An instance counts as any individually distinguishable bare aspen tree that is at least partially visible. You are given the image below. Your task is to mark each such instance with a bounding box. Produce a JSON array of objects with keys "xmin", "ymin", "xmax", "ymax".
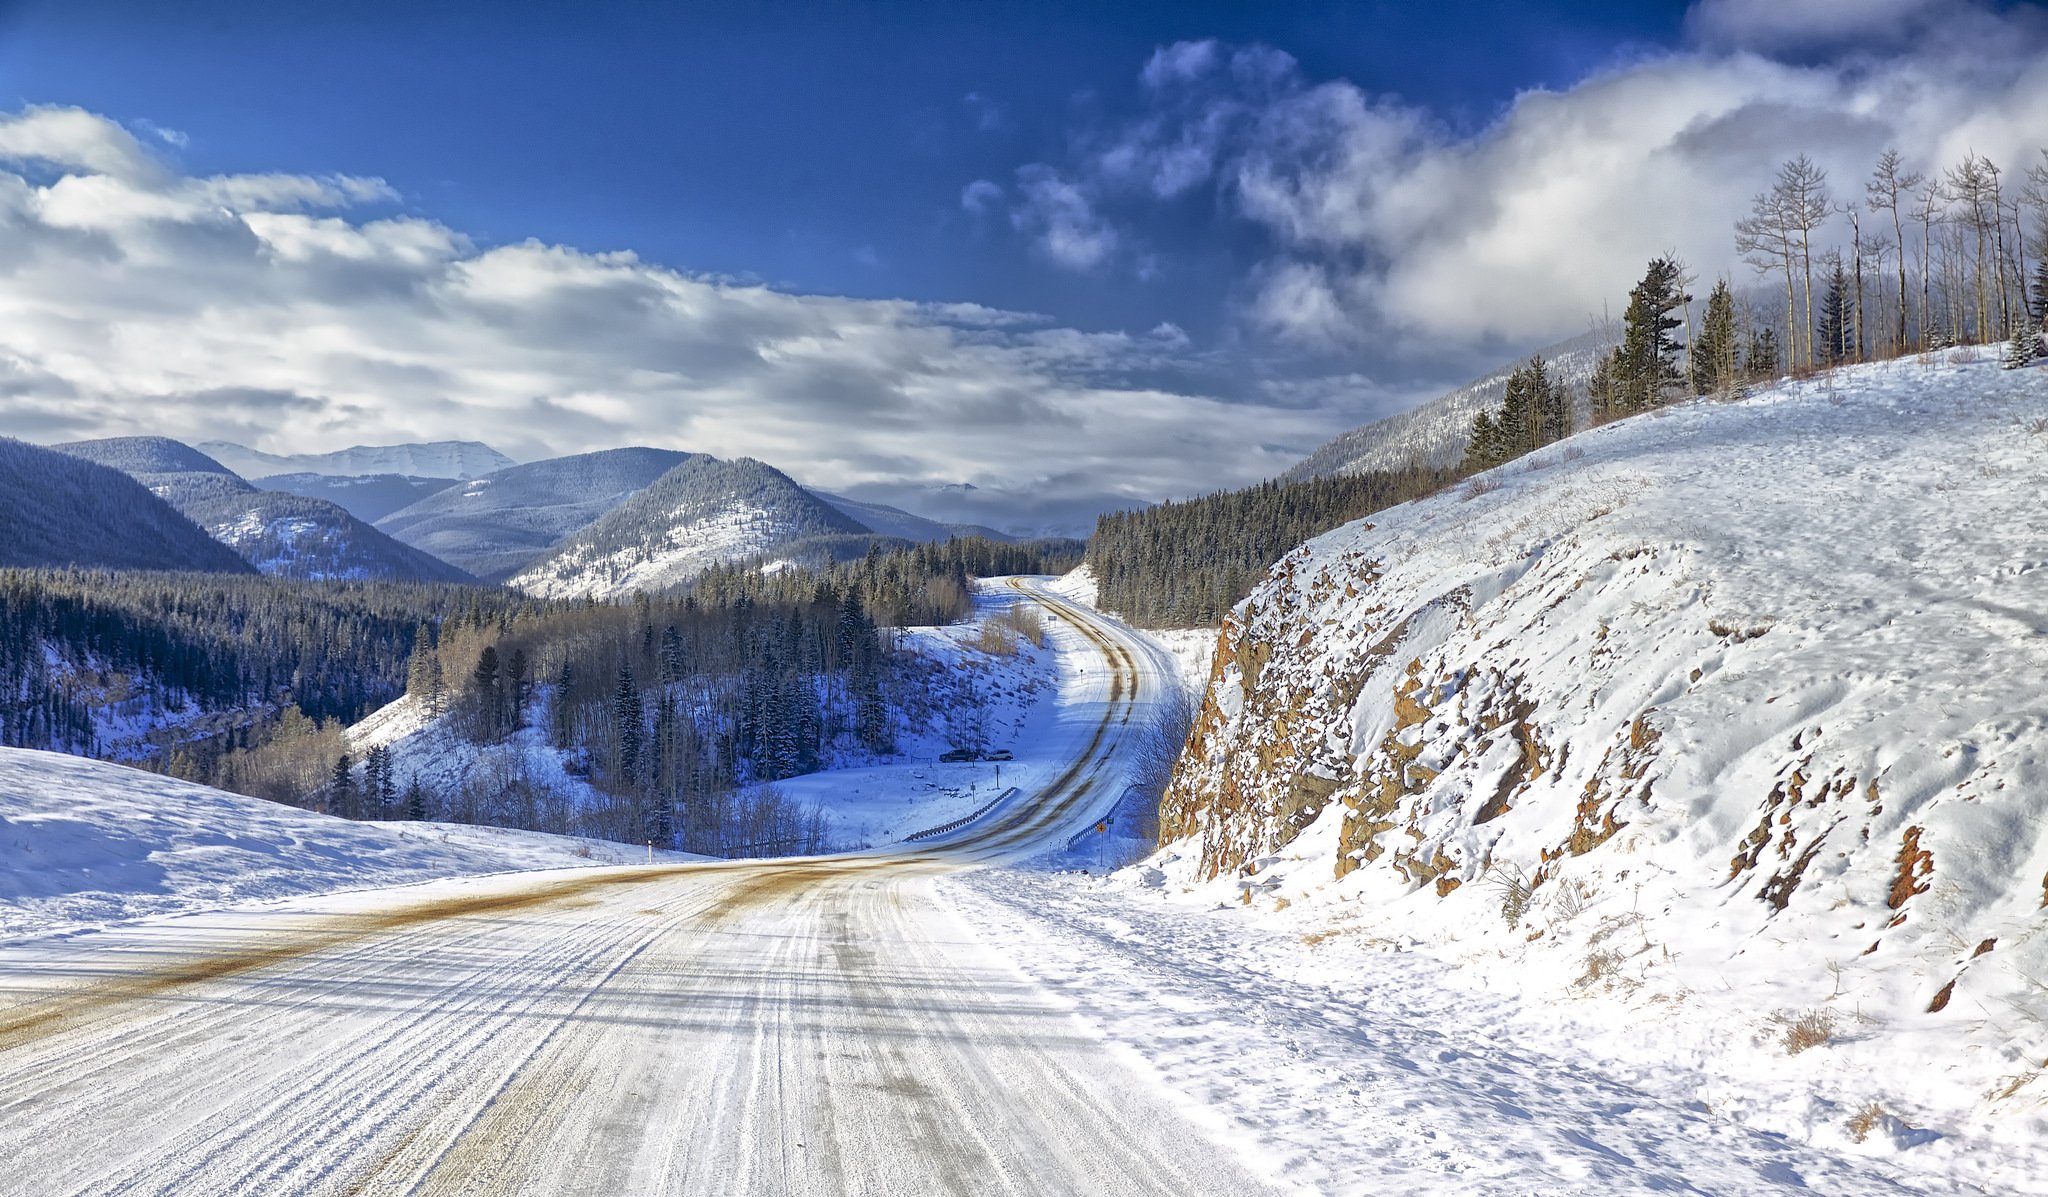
[
  {"xmin": 1912, "ymin": 181, "xmax": 1943, "ymax": 346},
  {"xmin": 1781, "ymin": 157, "xmax": 1831, "ymax": 367},
  {"xmin": 1944, "ymin": 154, "xmax": 1999, "ymax": 341},
  {"xmin": 1867, "ymin": 151, "xmax": 1924, "ymax": 354},
  {"xmin": 1842, "ymin": 202, "xmax": 1867, "ymax": 361},
  {"xmin": 1736, "ymin": 189, "xmax": 1798, "ymax": 367}
]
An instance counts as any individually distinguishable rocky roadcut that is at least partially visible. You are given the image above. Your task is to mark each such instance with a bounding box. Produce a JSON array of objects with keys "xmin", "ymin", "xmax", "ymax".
[{"xmin": 1155, "ymin": 356, "xmax": 2048, "ymax": 1186}]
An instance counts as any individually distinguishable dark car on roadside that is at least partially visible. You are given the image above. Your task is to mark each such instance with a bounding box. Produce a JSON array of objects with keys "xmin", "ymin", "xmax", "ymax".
[{"xmin": 939, "ymin": 748, "xmax": 978, "ymax": 763}]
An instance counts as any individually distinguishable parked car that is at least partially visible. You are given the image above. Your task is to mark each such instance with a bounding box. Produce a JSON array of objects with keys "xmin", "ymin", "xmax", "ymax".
[
  {"xmin": 986, "ymin": 749, "xmax": 1014, "ymax": 761},
  {"xmin": 939, "ymin": 748, "xmax": 978, "ymax": 763}
]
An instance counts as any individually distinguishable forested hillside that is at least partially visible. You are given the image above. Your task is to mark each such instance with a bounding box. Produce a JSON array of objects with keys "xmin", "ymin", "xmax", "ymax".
[
  {"xmin": 0, "ymin": 439, "xmax": 255, "ymax": 575},
  {"xmin": 1086, "ymin": 466, "xmax": 1455, "ymax": 627},
  {"xmin": 0, "ymin": 570, "xmax": 515, "ymax": 760},
  {"xmin": 53, "ymin": 437, "xmax": 475, "ymax": 583}
]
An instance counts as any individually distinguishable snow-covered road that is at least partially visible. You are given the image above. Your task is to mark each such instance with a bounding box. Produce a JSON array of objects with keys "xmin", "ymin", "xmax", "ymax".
[
  {"xmin": 0, "ymin": 578, "xmax": 1974, "ymax": 1195},
  {"xmin": 0, "ymin": 580, "xmax": 1278, "ymax": 1196}
]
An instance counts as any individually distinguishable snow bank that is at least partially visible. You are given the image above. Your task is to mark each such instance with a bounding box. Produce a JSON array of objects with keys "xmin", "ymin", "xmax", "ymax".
[
  {"xmin": 0, "ymin": 747, "xmax": 684, "ymax": 943},
  {"xmin": 1150, "ymin": 356, "xmax": 2048, "ymax": 1173}
]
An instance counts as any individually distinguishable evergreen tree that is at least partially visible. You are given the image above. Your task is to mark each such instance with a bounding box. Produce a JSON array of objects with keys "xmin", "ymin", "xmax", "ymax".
[
  {"xmin": 1744, "ymin": 327, "xmax": 1780, "ymax": 381},
  {"xmin": 1587, "ymin": 349, "xmax": 1623, "ymax": 425},
  {"xmin": 372, "ymin": 745, "xmax": 398, "ymax": 815},
  {"xmin": 330, "ymin": 750, "xmax": 355, "ymax": 819},
  {"xmin": 1615, "ymin": 256, "xmax": 1687, "ymax": 412},
  {"xmin": 1815, "ymin": 254, "xmax": 1854, "ymax": 365},
  {"xmin": 551, "ymin": 660, "xmax": 575, "ymax": 748},
  {"xmin": 405, "ymin": 773, "xmax": 428, "ymax": 821},
  {"xmin": 2003, "ymin": 312, "xmax": 2045, "ymax": 369},
  {"xmin": 506, "ymin": 647, "xmax": 529, "ymax": 730},
  {"xmin": 1692, "ymin": 279, "xmax": 1740, "ymax": 397},
  {"xmin": 612, "ymin": 666, "xmax": 644, "ymax": 784}
]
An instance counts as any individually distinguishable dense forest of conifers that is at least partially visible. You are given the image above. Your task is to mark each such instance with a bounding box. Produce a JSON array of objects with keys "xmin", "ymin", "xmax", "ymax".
[
  {"xmin": 0, "ymin": 570, "xmax": 513, "ymax": 756},
  {"xmin": 1085, "ymin": 467, "xmax": 1457, "ymax": 628},
  {"xmin": 1, "ymin": 536, "xmax": 1079, "ymax": 852}
]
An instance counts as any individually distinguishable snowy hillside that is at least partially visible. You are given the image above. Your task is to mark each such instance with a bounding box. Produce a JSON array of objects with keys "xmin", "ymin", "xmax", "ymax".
[
  {"xmin": 377, "ymin": 447, "xmax": 694, "ymax": 580},
  {"xmin": 257, "ymin": 472, "xmax": 460, "ymax": 523},
  {"xmin": 0, "ymin": 747, "xmax": 688, "ymax": 943},
  {"xmin": 0, "ymin": 438, "xmax": 253, "ymax": 574},
  {"xmin": 199, "ymin": 440, "xmax": 515, "ymax": 481},
  {"xmin": 1285, "ymin": 327, "xmax": 1616, "ymax": 480},
  {"xmin": 1156, "ymin": 355, "xmax": 2048, "ymax": 1159},
  {"xmin": 510, "ymin": 456, "xmax": 868, "ymax": 599},
  {"xmin": 53, "ymin": 436, "xmax": 472, "ymax": 583}
]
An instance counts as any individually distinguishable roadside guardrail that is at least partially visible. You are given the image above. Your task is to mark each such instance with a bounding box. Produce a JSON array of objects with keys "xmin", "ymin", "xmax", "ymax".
[{"xmin": 903, "ymin": 787, "xmax": 1021, "ymax": 842}]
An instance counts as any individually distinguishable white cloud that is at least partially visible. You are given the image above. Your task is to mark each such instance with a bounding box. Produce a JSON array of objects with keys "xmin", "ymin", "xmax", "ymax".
[
  {"xmin": 1010, "ymin": 165, "xmax": 1118, "ymax": 269},
  {"xmin": 960, "ymin": 178, "xmax": 1003, "ymax": 214},
  {"xmin": 0, "ymin": 105, "xmax": 161, "ymax": 182},
  {"xmin": 0, "ymin": 106, "xmax": 1347, "ymax": 528},
  {"xmin": 1007, "ymin": 5, "xmax": 2048, "ymax": 356}
]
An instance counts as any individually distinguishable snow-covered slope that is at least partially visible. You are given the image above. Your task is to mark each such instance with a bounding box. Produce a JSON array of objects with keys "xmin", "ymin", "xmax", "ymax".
[
  {"xmin": 377, "ymin": 447, "xmax": 694, "ymax": 581},
  {"xmin": 0, "ymin": 747, "xmax": 687, "ymax": 942},
  {"xmin": 1284, "ymin": 327, "xmax": 1616, "ymax": 480},
  {"xmin": 0, "ymin": 438, "xmax": 254, "ymax": 574},
  {"xmin": 199, "ymin": 440, "xmax": 514, "ymax": 481},
  {"xmin": 53, "ymin": 437, "xmax": 472, "ymax": 583},
  {"xmin": 510, "ymin": 456, "xmax": 869, "ymax": 599},
  {"xmin": 257, "ymin": 472, "xmax": 460, "ymax": 523},
  {"xmin": 1162, "ymin": 356, "xmax": 2048, "ymax": 1144}
]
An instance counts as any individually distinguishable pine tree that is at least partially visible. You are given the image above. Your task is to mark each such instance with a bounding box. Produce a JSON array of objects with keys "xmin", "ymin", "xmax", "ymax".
[
  {"xmin": 406, "ymin": 773, "xmax": 428, "ymax": 821},
  {"xmin": 1615, "ymin": 257, "xmax": 1687, "ymax": 412},
  {"xmin": 1815, "ymin": 255, "xmax": 1853, "ymax": 365},
  {"xmin": 1744, "ymin": 327, "xmax": 1780, "ymax": 381},
  {"xmin": 1692, "ymin": 280, "xmax": 1739, "ymax": 397},
  {"xmin": 1587, "ymin": 349, "xmax": 1623, "ymax": 425},
  {"xmin": 2003, "ymin": 312, "xmax": 2044, "ymax": 369},
  {"xmin": 612, "ymin": 666, "xmax": 643, "ymax": 784},
  {"xmin": 551, "ymin": 660, "xmax": 575, "ymax": 748},
  {"xmin": 330, "ymin": 750, "xmax": 355, "ymax": 819}
]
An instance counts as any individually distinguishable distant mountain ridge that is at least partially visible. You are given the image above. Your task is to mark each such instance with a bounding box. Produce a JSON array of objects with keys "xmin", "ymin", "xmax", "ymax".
[
  {"xmin": 1284, "ymin": 327, "xmax": 1619, "ymax": 481},
  {"xmin": 510, "ymin": 456, "xmax": 869, "ymax": 599},
  {"xmin": 52, "ymin": 437, "xmax": 471, "ymax": 584},
  {"xmin": 806, "ymin": 490, "xmax": 1015, "ymax": 545},
  {"xmin": 258, "ymin": 473, "xmax": 460, "ymax": 523},
  {"xmin": 198, "ymin": 440, "xmax": 515, "ymax": 481},
  {"xmin": 376, "ymin": 447, "xmax": 697, "ymax": 581},
  {"xmin": 0, "ymin": 438, "xmax": 255, "ymax": 574}
]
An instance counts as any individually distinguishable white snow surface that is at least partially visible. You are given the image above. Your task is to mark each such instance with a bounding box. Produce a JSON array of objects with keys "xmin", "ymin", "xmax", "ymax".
[
  {"xmin": 0, "ymin": 747, "xmax": 689, "ymax": 944},
  {"xmin": 1143, "ymin": 354, "xmax": 2048, "ymax": 1189},
  {"xmin": 508, "ymin": 499, "xmax": 789, "ymax": 599}
]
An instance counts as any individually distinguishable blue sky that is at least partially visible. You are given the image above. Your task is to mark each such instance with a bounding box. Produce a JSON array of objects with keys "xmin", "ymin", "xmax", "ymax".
[
  {"xmin": 0, "ymin": 1, "xmax": 1691, "ymax": 340},
  {"xmin": 0, "ymin": 1, "xmax": 2041, "ymax": 533}
]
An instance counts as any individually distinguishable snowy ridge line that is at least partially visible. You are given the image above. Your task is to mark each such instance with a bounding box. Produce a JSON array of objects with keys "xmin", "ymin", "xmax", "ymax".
[{"xmin": 903, "ymin": 787, "xmax": 1019, "ymax": 843}]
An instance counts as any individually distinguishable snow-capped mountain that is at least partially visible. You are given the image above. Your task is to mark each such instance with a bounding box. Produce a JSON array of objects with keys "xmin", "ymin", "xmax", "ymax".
[
  {"xmin": 198, "ymin": 440, "xmax": 515, "ymax": 482},
  {"xmin": 256, "ymin": 472, "xmax": 461, "ymax": 523},
  {"xmin": 0, "ymin": 438, "xmax": 253, "ymax": 574},
  {"xmin": 376, "ymin": 447, "xmax": 695, "ymax": 581},
  {"xmin": 1160, "ymin": 356, "xmax": 2048, "ymax": 1128},
  {"xmin": 1284, "ymin": 327, "xmax": 1618, "ymax": 481},
  {"xmin": 510, "ymin": 456, "xmax": 868, "ymax": 599},
  {"xmin": 52, "ymin": 437, "xmax": 471, "ymax": 583}
]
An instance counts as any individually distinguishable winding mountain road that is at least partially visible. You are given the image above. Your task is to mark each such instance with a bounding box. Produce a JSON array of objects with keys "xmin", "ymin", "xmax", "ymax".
[{"xmin": 0, "ymin": 580, "xmax": 1276, "ymax": 1196}]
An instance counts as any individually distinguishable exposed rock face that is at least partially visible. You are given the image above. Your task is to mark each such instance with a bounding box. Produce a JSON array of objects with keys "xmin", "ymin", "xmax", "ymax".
[{"xmin": 1157, "ymin": 362, "xmax": 2048, "ymax": 1023}]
